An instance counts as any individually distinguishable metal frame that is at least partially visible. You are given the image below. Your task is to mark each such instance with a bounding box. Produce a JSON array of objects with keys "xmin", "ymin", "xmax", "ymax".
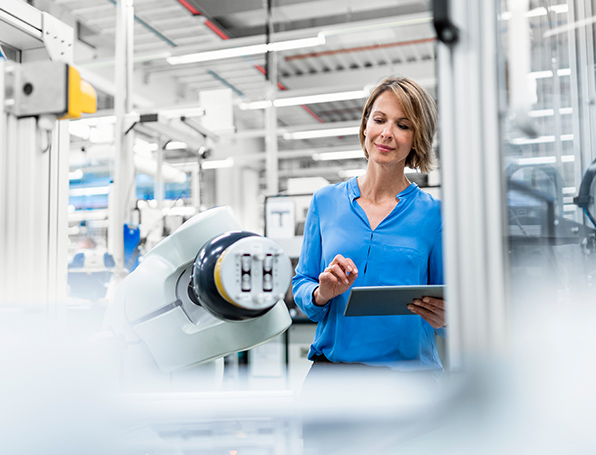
[
  {"xmin": 569, "ymin": 1, "xmax": 596, "ymax": 198},
  {"xmin": 437, "ymin": 0, "xmax": 509, "ymax": 370},
  {"xmin": 0, "ymin": 4, "xmax": 72, "ymax": 320}
]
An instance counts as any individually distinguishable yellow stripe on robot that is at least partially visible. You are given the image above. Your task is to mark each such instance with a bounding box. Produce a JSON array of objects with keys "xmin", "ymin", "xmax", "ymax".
[{"xmin": 214, "ymin": 249, "xmax": 238, "ymax": 306}]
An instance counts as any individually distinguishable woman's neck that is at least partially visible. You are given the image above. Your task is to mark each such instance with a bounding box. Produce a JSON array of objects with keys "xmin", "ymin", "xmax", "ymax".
[{"xmin": 357, "ymin": 166, "xmax": 410, "ymax": 204}]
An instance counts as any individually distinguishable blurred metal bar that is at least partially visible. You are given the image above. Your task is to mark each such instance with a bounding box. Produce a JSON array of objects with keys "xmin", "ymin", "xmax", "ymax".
[{"xmin": 437, "ymin": 0, "xmax": 509, "ymax": 369}]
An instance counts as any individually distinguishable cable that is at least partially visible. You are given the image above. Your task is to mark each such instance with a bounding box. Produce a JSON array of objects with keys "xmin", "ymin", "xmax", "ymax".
[{"xmin": 583, "ymin": 207, "xmax": 596, "ymax": 229}]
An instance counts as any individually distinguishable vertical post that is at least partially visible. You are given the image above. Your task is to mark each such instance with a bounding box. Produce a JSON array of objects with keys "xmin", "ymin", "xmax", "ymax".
[
  {"xmin": 191, "ymin": 165, "xmax": 201, "ymax": 210},
  {"xmin": 436, "ymin": 0, "xmax": 509, "ymax": 370},
  {"xmin": 109, "ymin": 0, "xmax": 135, "ymax": 275},
  {"xmin": 155, "ymin": 136, "xmax": 164, "ymax": 209},
  {"xmin": 264, "ymin": 1, "xmax": 279, "ymax": 195}
]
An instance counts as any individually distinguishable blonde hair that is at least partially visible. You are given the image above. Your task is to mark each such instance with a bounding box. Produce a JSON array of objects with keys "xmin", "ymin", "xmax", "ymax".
[{"xmin": 359, "ymin": 76, "xmax": 437, "ymax": 173}]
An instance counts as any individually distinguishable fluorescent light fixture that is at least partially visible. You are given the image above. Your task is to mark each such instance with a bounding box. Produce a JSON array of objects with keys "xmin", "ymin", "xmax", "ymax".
[
  {"xmin": 527, "ymin": 4, "xmax": 568, "ymax": 17},
  {"xmin": 159, "ymin": 107, "xmax": 205, "ymax": 119},
  {"xmin": 515, "ymin": 154, "xmax": 575, "ymax": 165},
  {"xmin": 284, "ymin": 126, "xmax": 360, "ymax": 140},
  {"xmin": 510, "ymin": 134, "xmax": 574, "ymax": 145},
  {"xmin": 528, "ymin": 107, "xmax": 572, "ymax": 117},
  {"xmin": 501, "ymin": 4, "xmax": 568, "ymax": 20},
  {"xmin": 69, "ymin": 169, "xmax": 84, "ymax": 180},
  {"xmin": 528, "ymin": 68, "xmax": 571, "ymax": 79},
  {"xmin": 167, "ymin": 33, "xmax": 325, "ymax": 65},
  {"xmin": 313, "ymin": 150, "xmax": 364, "ymax": 161},
  {"xmin": 165, "ymin": 141, "xmax": 187, "ymax": 150},
  {"xmin": 69, "ymin": 186, "xmax": 110, "ymax": 197},
  {"xmin": 516, "ymin": 156, "xmax": 556, "ymax": 165},
  {"xmin": 239, "ymin": 90, "xmax": 368, "ymax": 110},
  {"xmin": 201, "ymin": 157, "xmax": 234, "ymax": 169},
  {"xmin": 562, "ymin": 186, "xmax": 577, "ymax": 194}
]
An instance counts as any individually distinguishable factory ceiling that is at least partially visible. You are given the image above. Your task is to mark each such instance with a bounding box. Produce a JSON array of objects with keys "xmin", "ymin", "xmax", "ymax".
[{"xmin": 31, "ymin": 0, "xmax": 437, "ymax": 190}]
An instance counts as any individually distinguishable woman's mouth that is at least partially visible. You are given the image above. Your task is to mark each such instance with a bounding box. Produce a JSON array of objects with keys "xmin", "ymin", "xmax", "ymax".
[{"xmin": 375, "ymin": 144, "xmax": 394, "ymax": 153}]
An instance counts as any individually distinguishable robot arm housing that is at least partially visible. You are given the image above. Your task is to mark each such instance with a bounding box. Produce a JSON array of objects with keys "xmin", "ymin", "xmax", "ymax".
[{"xmin": 105, "ymin": 206, "xmax": 293, "ymax": 372}]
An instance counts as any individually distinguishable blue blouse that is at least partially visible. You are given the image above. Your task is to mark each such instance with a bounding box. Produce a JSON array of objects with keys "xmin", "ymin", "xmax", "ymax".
[{"xmin": 292, "ymin": 178, "xmax": 445, "ymax": 370}]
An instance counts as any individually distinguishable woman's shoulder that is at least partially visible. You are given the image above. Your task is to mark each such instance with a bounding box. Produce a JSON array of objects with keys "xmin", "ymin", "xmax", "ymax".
[
  {"xmin": 412, "ymin": 186, "xmax": 442, "ymax": 214},
  {"xmin": 312, "ymin": 180, "xmax": 350, "ymax": 200}
]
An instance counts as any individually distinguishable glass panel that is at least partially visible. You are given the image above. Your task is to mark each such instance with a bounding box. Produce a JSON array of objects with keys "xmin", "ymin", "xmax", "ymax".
[{"xmin": 500, "ymin": 1, "xmax": 596, "ymax": 307}]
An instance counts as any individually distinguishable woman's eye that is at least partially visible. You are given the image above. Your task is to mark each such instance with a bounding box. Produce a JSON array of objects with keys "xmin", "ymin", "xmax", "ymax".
[
  {"xmin": 398, "ymin": 124, "xmax": 410, "ymax": 130},
  {"xmin": 373, "ymin": 118, "xmax": 383, "ymax": 124}
]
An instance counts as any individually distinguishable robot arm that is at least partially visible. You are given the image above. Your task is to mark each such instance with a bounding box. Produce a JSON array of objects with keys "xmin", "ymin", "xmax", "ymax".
[{"xmin": 104, "ymin": 206, "xmax": 293, "ymax": 373}]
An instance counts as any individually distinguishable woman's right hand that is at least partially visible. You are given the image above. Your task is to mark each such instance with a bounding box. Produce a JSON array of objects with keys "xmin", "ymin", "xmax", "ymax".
[{"xmin": 313, "ymin": 254, "xmax": 358, "ymax": 306}]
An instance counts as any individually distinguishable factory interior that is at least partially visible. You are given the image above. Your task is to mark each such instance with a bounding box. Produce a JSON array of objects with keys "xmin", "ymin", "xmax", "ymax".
[{"xmin": 1, "ymin": 0, "xmax": 596, "ymax": 454}]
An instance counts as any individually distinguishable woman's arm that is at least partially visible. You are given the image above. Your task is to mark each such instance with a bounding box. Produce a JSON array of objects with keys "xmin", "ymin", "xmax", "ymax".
[{"xmin": 291, "ymin": 195, "xmax": 330, "ymax": 322}]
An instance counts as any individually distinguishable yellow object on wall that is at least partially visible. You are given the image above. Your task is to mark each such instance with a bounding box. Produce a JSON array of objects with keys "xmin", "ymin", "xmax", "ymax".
[{"xmin": 59, "ymin": 65, "xmax": 96, "ymax": 119}]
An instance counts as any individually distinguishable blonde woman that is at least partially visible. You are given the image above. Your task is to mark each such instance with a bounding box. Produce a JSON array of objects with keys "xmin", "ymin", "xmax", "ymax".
[{"xmin": 292, "ymin": 76, "xmax": 446, "ymax": 373}]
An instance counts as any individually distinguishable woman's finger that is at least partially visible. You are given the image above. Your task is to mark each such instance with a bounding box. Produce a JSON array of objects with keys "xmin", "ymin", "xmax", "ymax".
[{"xmin": 326, "ymin": 263, "xmax": 349, "ymax": 284}]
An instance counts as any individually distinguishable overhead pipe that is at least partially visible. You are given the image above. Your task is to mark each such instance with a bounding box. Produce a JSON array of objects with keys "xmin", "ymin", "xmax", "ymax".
[{"xmin": 285, "ymin": 37, "xmax": 436, "ymax": 61}]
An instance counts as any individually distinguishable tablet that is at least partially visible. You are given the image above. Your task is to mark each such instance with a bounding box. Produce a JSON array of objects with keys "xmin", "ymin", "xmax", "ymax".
[{"xmin": 343, "ymin": 285, "xmax": 445, "ymax": 317}]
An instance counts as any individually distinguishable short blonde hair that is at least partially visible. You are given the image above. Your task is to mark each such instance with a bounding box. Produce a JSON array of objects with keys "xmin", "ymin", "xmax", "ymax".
[{"xmin": 359, "ymin": 76, "xmax": 437, "ymax": 174}]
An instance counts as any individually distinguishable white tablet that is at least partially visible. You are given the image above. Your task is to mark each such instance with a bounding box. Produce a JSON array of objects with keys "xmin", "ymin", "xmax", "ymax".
[{"xmin": 344, "ymin": 285, "xmax": 445, "ymax": 317}]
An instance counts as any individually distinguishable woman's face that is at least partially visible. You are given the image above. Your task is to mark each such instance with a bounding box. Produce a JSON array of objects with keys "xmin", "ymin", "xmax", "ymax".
[{"xmin": 364, "ymin": 90, "xmax": 414, "ymax": 168}]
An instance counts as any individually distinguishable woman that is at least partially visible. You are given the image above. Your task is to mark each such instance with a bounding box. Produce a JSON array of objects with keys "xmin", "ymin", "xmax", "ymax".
[{"xmin": 292, "ymin": 76, "xmax": 446, "ymax": 373}]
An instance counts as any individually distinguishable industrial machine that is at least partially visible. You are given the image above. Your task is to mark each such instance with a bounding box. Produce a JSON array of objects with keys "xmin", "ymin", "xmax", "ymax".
[
  {"xmin": 0, "ymin": 2, "xmax": 97, "ymax": 310},
  {"xmin": 102, "ymin": 205, "xmax": 293, "ymax": 385}
]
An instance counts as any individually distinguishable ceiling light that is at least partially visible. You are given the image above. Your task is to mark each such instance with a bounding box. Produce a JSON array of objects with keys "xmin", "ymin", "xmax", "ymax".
[
  {"xmin": 515, "ymin": 154, "xmax": 575, "ymax": 165},
  {"xmin": 528, "ymin": 68, "xmax": 571, "ymax": 79},
  {"xmin": 528, "ymin": 107, "xmax": 572, "ymax": 117},
  {"xmin": 69, "ymin": 169, "xmax": 84, "ymax": 180},
  {"xmin": 313, "ymin": 150, "xmax": 364, "ymax": 161},
  {"xmin": 159, "ymin": 107, "xmax": 205, "ymax": 119},
  {"xmin": 239, "ymin": 89, "xmax": 368, "ymax": 110},
  {"xmin": 500, "ymin": 4, "xmax": 568, "ymax": 20},
  {"xmin": 201, "ymin": 157, "xmax": 234, "ymax": 169},
  {"xmin": 165, "ymin": 141, "xmax": 187, "ymax": 150},
  {"xmin": 284, "ymin": 126, "xmax": 360, "ymax": 140},
  {"xmin": 510, "ymin": 134, "xmax": 573, "ymax": 145},
  {"xmin": 167, "ymin": 33, "xmax": 325, "ymax": 65},
  {"xmin": 69, "ymin": 186, "xmax": 110, "ymax": 197}
]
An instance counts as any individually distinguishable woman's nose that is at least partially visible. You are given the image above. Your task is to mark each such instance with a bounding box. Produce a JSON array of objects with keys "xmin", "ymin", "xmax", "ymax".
[{"xmin": 380, "ymin": 125, "xmax": 393, "ymax": 138}]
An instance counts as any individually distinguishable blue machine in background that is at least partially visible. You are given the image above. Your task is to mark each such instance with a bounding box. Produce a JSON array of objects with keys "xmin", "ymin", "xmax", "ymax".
[{"xmin": 124, "ymin": 223, "xmax": 141, "ymax": 272}]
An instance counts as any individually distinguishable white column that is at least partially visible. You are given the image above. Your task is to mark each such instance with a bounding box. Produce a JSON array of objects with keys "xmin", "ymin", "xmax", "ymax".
[
  {"xmin": 108, "ymin": 0, "xmax": 135, "ymax": 275},
  {"xmin": 265, "ymin": 50, "xmax": 279, "ymax": 195}
]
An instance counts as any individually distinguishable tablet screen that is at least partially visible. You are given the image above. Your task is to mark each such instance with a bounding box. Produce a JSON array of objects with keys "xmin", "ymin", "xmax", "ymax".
[{"xmin": 344, "ymin": 285, "xmax": 445, "ymax": 317}]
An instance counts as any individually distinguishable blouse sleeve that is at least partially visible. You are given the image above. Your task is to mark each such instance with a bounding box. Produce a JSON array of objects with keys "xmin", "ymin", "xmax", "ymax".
[{"xmin": 291, "ymin": 194, "xmax": 330, "ymax": 322}]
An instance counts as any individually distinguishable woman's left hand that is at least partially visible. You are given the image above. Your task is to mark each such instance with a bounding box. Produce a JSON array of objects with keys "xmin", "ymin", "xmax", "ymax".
[{"xmin": 407, "ymin": 297, "xmax": 446, "ymax": 329}]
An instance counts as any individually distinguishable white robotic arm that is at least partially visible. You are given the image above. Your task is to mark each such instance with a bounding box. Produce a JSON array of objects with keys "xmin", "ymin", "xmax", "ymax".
[{"xmin": 104, "ymin": 206, "xmax": 293, "ymax": 373}]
